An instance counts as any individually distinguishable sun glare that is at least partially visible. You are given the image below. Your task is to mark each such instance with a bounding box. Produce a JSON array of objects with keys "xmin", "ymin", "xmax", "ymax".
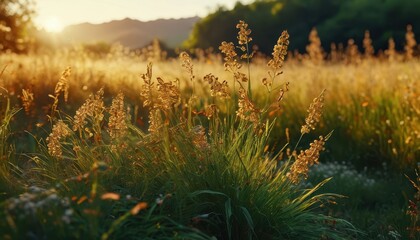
[{"xmin": 43, "ymin": 17, "xmax": 64, "ymax": 33}]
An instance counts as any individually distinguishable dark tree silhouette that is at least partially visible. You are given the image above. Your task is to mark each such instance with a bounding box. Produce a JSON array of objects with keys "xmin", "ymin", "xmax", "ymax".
[
  {"xmin": 0, "ymin": 0, "xmax": 35, "ymax": 53},
  {"xmin": 184, "ymin": 0, "xmax": 420, "ymax": 54}
]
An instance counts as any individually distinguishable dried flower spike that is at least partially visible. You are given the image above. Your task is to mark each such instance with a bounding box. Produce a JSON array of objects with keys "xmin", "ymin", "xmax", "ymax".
[
  {"xmin": 148, "ymin": 109, "xmax": 162, "ymax": 133},
  {"xmin": 179, "ymin": 52, "xmax": 195, "ymax": 82},
  {"xmin": 73, "ymin": 88, "xmax": 105, "ymax": 132},
  {"xmin": 191, "ymin": 125, "xmax": 210, "ymax": 150},
  {"xmin": 47, "ymin": 121, "xmax": 71, "ymax": 158},
  {"xmin": 140, "ymin": 62, "xmax": 154, "ymax": 107},
  {"xmin": 287, "ymin": 135, "xmax": 328, "ymax": 184},
  {"xmin": 219, "ymin": 41, "xmax": 241, "ymax": 73},
  {"xmin": 268, "ymin": 30, "xmax": 289, "ymax": 77},
  {"xmin": 363, "ymin": 30, "xmax": 374, "ymax": 59},
  {"xmin": 50, "ymin": 67, "xmax": 71, "ymax": 116},
  {"xmin": 203, "ymin": 73, "xmax": 230, "ymax": 99},
  {"xmin": 306, "ymin": 28, "xmax": 324, "ymax": 64},
  {"xmin": 385, "ymin": 38, "xmax": 396, "ymax": 62},
  {"xmin": 301, "ymin": 90, "xmax": 325, "ymax": 134},
  {"xmin": 236, "ymin": 20, "xmax": 252, "ymax": 46},
  {"xmin": 108, "ymin": 92, "xmax": 128, "ymax": 140},
  {"xmin": 405, "ymin": 25, "xmax": 417, "ymax": 61},
  {"xmin": 156, "ymin": 77, "xmax": 180, "ymax": 111},
  {"xmin": 236, "ymin": 86, "xmax": 260, "ymax": 124}
]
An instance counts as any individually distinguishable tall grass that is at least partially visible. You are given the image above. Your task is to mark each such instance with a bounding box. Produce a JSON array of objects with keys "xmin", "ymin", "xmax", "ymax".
[
  {"xmin": 0, "ymin": 69, "xmax": 21, "ymax": 198},
  {"xmin": 1, "ymin": 21, "xmax": 419, "ymax": 239},
  {"xmin": 0, "ymin": 21, "xmax": 365, "ymax": 239}
]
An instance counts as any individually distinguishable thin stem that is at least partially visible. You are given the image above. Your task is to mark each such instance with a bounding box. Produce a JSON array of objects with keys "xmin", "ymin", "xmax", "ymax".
[{"xmin": 246, "ymin": 43, "xmax": 252, "ymax": 99}]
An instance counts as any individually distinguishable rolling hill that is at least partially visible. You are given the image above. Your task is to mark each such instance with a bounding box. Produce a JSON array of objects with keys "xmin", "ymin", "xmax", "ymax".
[{"xmin": 58, "ymin": 16, "xmax": 200, "ymax": 49}]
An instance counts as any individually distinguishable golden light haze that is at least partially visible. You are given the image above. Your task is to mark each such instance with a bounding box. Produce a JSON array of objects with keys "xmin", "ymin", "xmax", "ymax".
[{"xmin": 34, "ymin": 0, "xmax": 253, "ymax": 31}]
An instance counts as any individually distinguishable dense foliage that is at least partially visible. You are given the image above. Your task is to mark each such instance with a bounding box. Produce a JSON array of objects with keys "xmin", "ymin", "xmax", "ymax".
[
  {"xmin": 184, "ymin": 0, "xmax": 420, "ymax": 54},
  {"xmin": 0, "ymin": 0, "xmax": 35, "ymax": 53}
]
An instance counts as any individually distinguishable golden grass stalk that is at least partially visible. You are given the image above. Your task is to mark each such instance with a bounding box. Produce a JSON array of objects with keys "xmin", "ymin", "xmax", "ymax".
[
  {"xmin": 140, "ymin": 62, "xmax": 154, "ymax": 108},
  {"xmin": 236, "ymin": 86, "xmax": 260, "ymax": 125},
  {"xmin": 191, "ymin": 125, "xmax": 210, "ymax": 150},
  {"xmin": 155, "ymin": 77, "xmax": 180, "ymax": 111},
  {"xmin": 405, "ymin": 25, "xmax": 417, "ymax": 61},
  {"xmin": 236, "ymin": 20, "xmax": 252, "ymax": 46},
  {"xmin": 204, "ymin": 104, "xmax": 218, "ymax": 119},
  {"xmin": 219, "ymin": 39, "xmax": 249, "ymax": 92},
  {"xmin": 330, "ymin": 43, "xmax": 339, "ymax": 62},
  {"xmin": 287, "ymin": 135, "xmax": 329, "ymax": 184},
  {"xmin": 108, "ymin": 92, "xmax": 128, "ymax": 140},
  {"xmin": 73, "ymin": 88, "xmax": 105, "ymax": 133},
  {"xmin": 306, "ymin": 28, "xmax": 324, "ymax": 64},
  {"xmin": 179, "ymin": 51, "xmax": 195, "ymax": 82},
  {"xmin": 219, "ymin": 41, "xmax": 241, "ymax": 71},
  {"xmin": 363, "ymin": 30, "xmax": 375, "ymax": 59},
  {"xmin": 385, "ymin": 38, "xmax": 396, "ymax": 62},
  {"xmin": 301, "ymin": 90, "xmax": 325, "ymax": 134},
  {"xmin": 21, "ymin": 88, "xmax": 34, "ymax": 116},
  {"xmin": 203, "ymin": 73, "xmax": 230, "ymax": 99},
  {"xmin": 345, "ymin": 39, "xmax": 360, "ymax": 64},
  {"xmin": 50, "ymin": 67, "xmax": 71, "ymax": 116},
  {"xmin": 268, "ymin": 30, "xmax": 289, "ymax": 82},
  {"xmin": 46, "ymin": 120, "xmax": 71, "ymax": 158},
  {"xmin": 148, "ymin": 109, "xmax": 162, "ymax": 134}
]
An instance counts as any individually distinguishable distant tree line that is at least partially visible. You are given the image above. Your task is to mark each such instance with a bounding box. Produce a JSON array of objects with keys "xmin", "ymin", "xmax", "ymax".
[
  {"xmin": 183, "ymin": 0, "xmax": 420, "ymax": 55},
  {"xmin": 0, "ymin": 0, "xmax": 35, "ymax": 53}
]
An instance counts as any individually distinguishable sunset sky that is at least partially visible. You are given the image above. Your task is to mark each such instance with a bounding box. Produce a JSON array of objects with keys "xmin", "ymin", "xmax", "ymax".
[{"xmin": 34, "ymin": 0, "xmax": 253, "ymax": 32}]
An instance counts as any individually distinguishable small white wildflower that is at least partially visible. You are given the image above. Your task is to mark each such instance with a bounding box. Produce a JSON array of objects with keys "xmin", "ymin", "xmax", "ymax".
[
  {"xmin": 23, "ymin": 202, "xmax": 36, "ymax": 214},
  {"xmin": 47, "ymin": 193, "xmax": 58, "ymax": 201},
  {"xmin": 62, "ymin": 215, "xmax": 71, "ymax": 224},
  {"xmin": 64, "ymin": 208, "xmax": 74, "ymax": 216}
]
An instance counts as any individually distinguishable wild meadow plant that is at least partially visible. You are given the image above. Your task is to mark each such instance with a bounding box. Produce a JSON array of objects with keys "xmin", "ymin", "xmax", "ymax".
[
  {"xmin": 0, "ymin": 69, "xmax": 21, "ymax": 198},
  {"xmin": 406, "ymin": 167, "xmax": 420, "ymax": 239},
  {"xmin": 0, "ymin": 21, "xmax": 362, "ymax": 239}
]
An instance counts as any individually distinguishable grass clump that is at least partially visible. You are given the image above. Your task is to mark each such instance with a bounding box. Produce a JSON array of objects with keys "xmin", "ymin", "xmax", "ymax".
[{"xmin": 0, "ymin": 21, "xmax": 361, "ymax": 239}]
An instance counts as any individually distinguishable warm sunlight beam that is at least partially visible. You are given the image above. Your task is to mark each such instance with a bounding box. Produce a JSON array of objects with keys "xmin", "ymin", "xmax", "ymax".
[{"xmin": 42, "ymin": 16, "xmax": 64, "ymax": 33}]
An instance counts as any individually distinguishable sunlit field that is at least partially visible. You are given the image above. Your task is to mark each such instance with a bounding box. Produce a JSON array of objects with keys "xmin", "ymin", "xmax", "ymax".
[{"xmin": 0, "ymin": 22, "xmax": 419, "ymax": 239}]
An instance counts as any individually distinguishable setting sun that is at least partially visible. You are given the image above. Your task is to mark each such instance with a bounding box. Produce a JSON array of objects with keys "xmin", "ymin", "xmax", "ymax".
[{"xmin": 42, "ymin": 16, "xmax": 64, "ymax": 33}]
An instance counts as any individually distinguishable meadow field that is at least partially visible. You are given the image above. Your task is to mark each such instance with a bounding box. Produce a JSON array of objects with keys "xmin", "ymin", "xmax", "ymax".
[{"xmin": 0, "ymin": 22, "xmax": 419, "ymax": 239}]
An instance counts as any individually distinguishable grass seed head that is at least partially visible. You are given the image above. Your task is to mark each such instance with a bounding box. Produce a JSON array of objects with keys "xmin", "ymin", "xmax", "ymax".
[
  {"xmin": 306, "ymin": 28, "xmax": 324, "ymax": 64},
  {"xmin": 219, "ymin": 41, "xmax": 241, "ymax": 72},
  {"xmin": 203, "ymin": 73, "xmax": 230, "ymax": 98},
  {"xmin": 156, "ymin": 77, "xmax": 180, "ymax": 111},
  {"xmin": 179, "ymin": 51, "xmax": 195, "ymax": 81},
  {"xmin": 140, "ymin": 62, "xmax": 154, "ymax": 107},
  {"xmin": 55, "ymin": 67, "xmax": 71, "ymax": 103},
  {"xmin": 73, "ymin": 88, "xmax": 105, "ymax": 132},
  {"xmin": 268, "ymin": 30, "xmax": 289, "ymax": 76},
  {"xmin": 108, "ymin": 92, "xmax": 128, "ymax": 140},
  {"xmin": 236, "ymin": 86, "xmax": 260, "ymax": 124},
  {"xmin": 301, "ymin": 90, "xmax": 325, "ymax": 134},
  {"xmin": 405, "ymin": 25, "xmax": 417, "ymax": 60},
  {"xmin": 363, "ymin": 30, "xmax": 375, "ymax": 59},
  {"xmin": 191, "ymin": 125, "xmax": 210, "ymax": 150},
  {"xmin": 148, "ymin": 109, "xmax": 162, "ymax": 134},
  {"xmin": 236, "ymin": 20, "xmax": 252, "ymax": 46},
  {"xmin": 204, "ymin": 104, "xmax": 218, "ymax": 119},
  {"xmin": 385, "ymin": 38, "xmax": 397, "ymax": 62},
  {"xmin": 47, "ymin": 120, "xmax": 71, "ymax": 158},
  {"xmin": 287, "ymin": 135, "xmax": 327, "ymax": 184}
]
